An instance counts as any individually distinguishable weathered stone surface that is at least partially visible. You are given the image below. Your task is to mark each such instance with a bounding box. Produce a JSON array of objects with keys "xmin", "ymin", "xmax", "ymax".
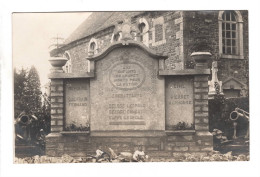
[
  {"xmin": 51, "ymin": 92, "xmax": 63, "ymax": 97},
  {"xmin": 200, "ymin": 146, "xmax": 213, "ymax": 151},
  {"xmin": 65, "ymin": 79, "xmax": 90, "ymax": 127},
  {"xmin": 195, "ymin": 124, "xmax": 209, "ymax": 131},
  {"xmin": 194, "ymin": 88, "xmax": 208, "ymax": 93},
  {"xmin": 167, "ymin": 136, "xmax": 177, "ymax": 141},
  {"xmin": 189, "ymin": 146, "xmax": 200, "ymax": 152},
  {"xmin": 183, "ymin": 135, "xmax": 193, "ymax": 141},
  {"xmin": 51, "ymin": 126, "xmax": 63, "ymax": 132},
  {"xmin": 146, "ymin": 146, "xmax": 160, "ymax": 151},
  {"xmin": 194, "ymin": 100, "xmax": 208, "ymax": 105},
  {"xmin": 194, "ymin": 76, "xmax": 208, "ymax": 82},
  {"xmin": 57, "ymin": 120, "xmax": 63, "ymax": 126},
  {"xmin": 148, "ymin": 138, "xmax": 161, "ymax": 145},
  {"xmin": 51, "ymin": 120, "xmax": 56, "ymax": 126},
  {"xmin": 173, "ymin": 146, "xmax": 189, "ymax": 152},
  {"xmin": 51, "ymin": 103, "xmax": 63, "ymax": 108},
  {"xmin": 165, "ymin": 76, "xmax": 194, "ymax": 129},
  {"xmin": 90, "ymin": 47, "xmax": 165, "ymax": 131},
  {"xmin": 175, "ymin": 142, "xmax": 196, "ymax": 146},
  {"xmin": 195, "ymin": 112, "xmax": 208, "ymax": 117}
]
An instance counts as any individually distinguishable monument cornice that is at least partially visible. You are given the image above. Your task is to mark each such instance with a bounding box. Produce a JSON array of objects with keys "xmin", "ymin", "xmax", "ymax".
[
  {"xmin": 86, "ymin": 40, "xmax": 168, "ymax": 61},
  {"xmin": 159, "ymin": 69, "xmax": 210, "ymax": 76},
  {"xmin": 48, "ymin": 72, "xmax": 94, "ymax": 79}
]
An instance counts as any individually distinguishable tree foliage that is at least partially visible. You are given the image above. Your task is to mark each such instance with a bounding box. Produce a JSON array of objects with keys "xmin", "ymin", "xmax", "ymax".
[
  {"xmin": 14, "ymin": 67, "xmax": 28, "ymax": 117},
  {"xmin": 14, "ymin": 66, "xmax": 51, "ymax": 134},
  {"xmin": 24, "ymin": 66, "xmax": 42, "ymax": 114}
]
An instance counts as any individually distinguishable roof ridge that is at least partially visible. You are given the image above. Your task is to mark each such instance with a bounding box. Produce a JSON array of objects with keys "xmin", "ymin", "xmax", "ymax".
[
  {"xmin": 63, "ymin": 11, "xmax": 145, "ymax": 46},
  {"xmin": 64, "ymin": 12, "xmax": 115, "ymax": 45}
]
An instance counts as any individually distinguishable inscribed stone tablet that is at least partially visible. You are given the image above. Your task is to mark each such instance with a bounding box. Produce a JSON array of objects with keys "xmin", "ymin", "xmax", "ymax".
[
  {"xmin": 65, "ymin": 79, "xmax": 90, "ymax": 128},
  {"xmin": 90, "ymin": 47, "xmax": 165, "ymax": 131},
  {"xmin": 165, "ymin": 76, "xmax": 194, "ymax": 130}
]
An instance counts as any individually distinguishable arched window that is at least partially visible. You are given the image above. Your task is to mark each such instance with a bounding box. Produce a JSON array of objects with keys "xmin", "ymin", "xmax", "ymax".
[
  {"xmin": 138, "ymin": 18, "xmax": 149, "ymax": 46},
  {"xmin": 63, "ymin": 52, "xmax": 72, "ymax": 73},
  {"xmin": 219, "ymin": 11, "xmax": 244, "ymax": 59},
  {"xmin": 138, "ymin": 22, "xmax": 146, "ymax": 42},
  {"xmin": 90, "ymin": 42, "xmax": 96, "ymax": 51},
  {"xmin": 88, "ymin": 38, "xmax": 98, "ymax": 56},
  {"xmin": 111, "ymin": 32, "xmax": 122, "ymax": 43}
]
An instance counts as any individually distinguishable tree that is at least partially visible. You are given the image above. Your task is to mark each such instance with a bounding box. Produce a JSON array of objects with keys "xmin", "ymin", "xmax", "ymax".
[
  {"xmin": 23, "ymin": 66, "xmax": 42, "ymax": 115},
  {"xmin": 14, "ymin": 67, "xmax": 28, "ymax": 118},
  {"xmin": 14, "ymin": 66, "xmax": 51, "ymax": 137}
]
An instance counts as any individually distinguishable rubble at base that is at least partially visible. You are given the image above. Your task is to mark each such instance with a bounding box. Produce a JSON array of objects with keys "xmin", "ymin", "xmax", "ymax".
[{"xmin": 14, "ymin": 150, "xmax": 249, "ymax": 164}]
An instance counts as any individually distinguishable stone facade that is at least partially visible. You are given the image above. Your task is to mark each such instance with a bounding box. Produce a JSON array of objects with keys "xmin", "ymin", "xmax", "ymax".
[
  {"xmin": 183, "ymin": 11, "xmax": 249, "ymax": 87},
  {"xmin": 58, "ymin": 11, "xmax": 248, "ymax": 95}
]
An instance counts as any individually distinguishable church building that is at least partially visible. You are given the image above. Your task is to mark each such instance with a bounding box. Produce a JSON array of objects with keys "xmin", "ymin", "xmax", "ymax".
[{"xmin": 52, "ymin": 11, "xmax": 249, "ymax": 98}]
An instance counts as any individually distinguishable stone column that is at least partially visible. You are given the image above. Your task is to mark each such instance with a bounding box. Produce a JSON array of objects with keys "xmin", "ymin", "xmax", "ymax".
[
  {"xmin": 50, "ymin": 79, "xmax": 64, "ymax": 132},
  {"xmin": 191, "ymin": 52, "xmax": 213, "ymax": 151},
  {"xmin": 191, "ymin": 52, "xmax": 211, "ymax": 131},
  {"xmin": 46, "ymin": 56, "xmax": 67, "ymax": 156},
  {"xmin": 48, "ymin": 57, "xmax": 67, "ymax": 133},
  {"xmin": 194, "ymin": 75, "xmax": 209, "ymax": 131}
]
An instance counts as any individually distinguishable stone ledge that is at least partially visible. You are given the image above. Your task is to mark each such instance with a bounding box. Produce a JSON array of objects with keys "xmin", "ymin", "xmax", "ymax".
[
  {"xmin": 165, "ymin": 130, "xmax": 195, "ymax": 135},
  {"xmin": 159, "ymin": 69, "xmax": 210, "ymax": 76},
  {"xmin": 46, "ymin": 133, "xmax": 63, "ymax": 138},
  {"xmin": 50, "ymin": 80, "xmax": 63, "ymax": 84},
  {"xmin": 60, "ymin": 131, "xmax": 90, "ymax": 135},
  {"xmin": 48, "ymin": 72, "xmax": 94, "ymax": 79},
  {"xmin": 90, "ymin": 130, "xmax": 166, "ymax": 137},
  {"xmin": 196, "ymin": 131, "xmax": 213, "ymax": 137}
]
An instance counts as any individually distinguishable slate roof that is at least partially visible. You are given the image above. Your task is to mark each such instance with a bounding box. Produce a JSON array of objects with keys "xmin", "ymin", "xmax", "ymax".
[{"xmin": 64, "ymin": 11, "xmax": 144, "ymax": 45}]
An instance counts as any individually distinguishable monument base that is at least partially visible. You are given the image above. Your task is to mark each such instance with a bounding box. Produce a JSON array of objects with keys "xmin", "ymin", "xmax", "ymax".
[{"xmin": 45, "ymin": 131, "xmax": 213, "ymax": 158}]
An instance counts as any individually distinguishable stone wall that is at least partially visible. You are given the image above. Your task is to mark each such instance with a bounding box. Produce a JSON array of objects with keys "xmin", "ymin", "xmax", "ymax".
[
  {"xmin": 62, "ymin": 11, "xmax": 248, "ymax": 88},
  {"xmin": 46, "ymin": 133, "xmax": 213, "ymax": 157},
  {"xmin": 63, "ymin": 11, "xmax": 186, "ymax": 72},
  {"xmin": 183, "ymin": 11, "xmax": 249, "ymax": 85}
]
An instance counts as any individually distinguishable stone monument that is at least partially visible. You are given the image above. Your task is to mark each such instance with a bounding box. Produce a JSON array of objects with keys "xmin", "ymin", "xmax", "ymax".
[{"xmin": 46, "ymin": 21, "xmax": 213, "ymax": 158}]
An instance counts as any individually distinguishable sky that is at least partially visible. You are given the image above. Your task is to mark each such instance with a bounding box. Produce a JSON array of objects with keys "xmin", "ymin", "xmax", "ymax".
[{"xmin": 12, "ymin": 12, "xmax": 91, "ymax": 87}]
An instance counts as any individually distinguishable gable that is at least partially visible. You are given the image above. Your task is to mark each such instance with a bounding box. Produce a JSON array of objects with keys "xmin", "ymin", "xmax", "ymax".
[{"xmin": 222, "ymin": 78, "xmax": 245, "ymax": 90}]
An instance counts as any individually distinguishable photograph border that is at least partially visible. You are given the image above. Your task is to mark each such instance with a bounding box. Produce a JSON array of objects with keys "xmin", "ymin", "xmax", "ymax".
[{"xmin": 1, "ymin": 0, "xmax": 260, "ymax": 177}]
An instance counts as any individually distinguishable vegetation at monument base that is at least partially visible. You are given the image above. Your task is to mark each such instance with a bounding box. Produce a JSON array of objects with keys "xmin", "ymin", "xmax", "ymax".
[{"xmin": 14, "ymin": 66, "xmax": 51, "ymax": 140}]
